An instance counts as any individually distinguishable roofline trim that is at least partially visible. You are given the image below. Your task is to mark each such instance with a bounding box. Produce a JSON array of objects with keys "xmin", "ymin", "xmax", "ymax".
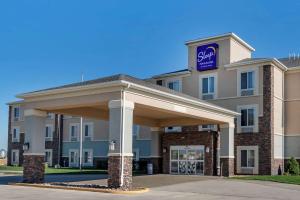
[
  {"xmin": 224, "ymin": 58, "xmax": 288, "ymax": 71},
  {"xmin": 152, "ymin": 70, "xmax": 191, "ymax": 79},
  {"xmin": 185, "ymin": 32, "xmax": 255, "ymax": 52}
]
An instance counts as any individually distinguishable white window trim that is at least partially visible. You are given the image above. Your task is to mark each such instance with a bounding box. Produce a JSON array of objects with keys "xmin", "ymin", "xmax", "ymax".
[
  {"xmin": 11, "ymin": 149, "xmax": 19, "ymax": 165},
  {"xmin": 237, "ymin": 146, "xmax": 259, "ymax": 174},
  {"xmin": 13, "ymin": 106, "xmax": 21, "ymax": 122},
  {"xmin": 198, "ymin": 124, "xmax": 217, "ymax": 131},
  {"xmin": 83, "ymin": 149, "xmax": 93, "ymax": 167},
  {"xmin": 45, "ymin": 124, "xmax": 54, "ymax": 141},
  {"xmin": 45, "ymin": 149, "xmax": 53, "ymax": 167},
  {"xmin": 69, "ymin": 149, "xmax": 79, "ymax": 167},
  {"xmin": 199, "ymin": 73, "xmax": 218, "ymax": 99},
  {"xmin": 166, "ymin": 77, "xmax": 182, "ymax": 92},
  {"xmin": 83, "ymin": 122, "xmax": 94, "ymax": 141},
  {"xmin": 165, "ymin": 126, "xmax": 182, "ymax": 133},
  {"xmin": 237, "ymin": 104, "xmax": 258, "ymax": 133},
  {"xmin": 237, "ymin": 67, "xmax": 259, "ymax": 96},
  {"xmin": 69, "ymin": 123, "xmax": 80, "ymax": 141},
  {"xmin": 11, "ymin": 126, "xmax": 20, "ymax": 142}
]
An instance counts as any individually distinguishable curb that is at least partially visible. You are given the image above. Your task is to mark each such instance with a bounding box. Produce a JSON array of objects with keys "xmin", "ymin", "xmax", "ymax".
[{"xmin": 10, "ymin": 183, "xmax": 149, "ymax": 195}]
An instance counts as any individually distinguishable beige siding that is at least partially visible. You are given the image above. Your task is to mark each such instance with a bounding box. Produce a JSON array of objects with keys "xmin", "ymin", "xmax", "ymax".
[{"xmin": 230, "ymin": 38, "xmax": 251, "ymax": 63}]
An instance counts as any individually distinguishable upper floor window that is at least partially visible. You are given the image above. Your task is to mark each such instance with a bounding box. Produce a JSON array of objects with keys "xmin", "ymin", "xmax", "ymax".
[
  {"xmin": 12, "ymin": 127, "xmax": 20, "ymax": 142},
  {"xmin": 45, "ymin": 125, "xmax": 53, "ymax": 141},
  {"xmin": 201, "ymin": 76, "xmax": 216, "ymax": 100},
  {"xmin": 13, "ymin": 107, "xmax": 20, "ymax": 121},
  {"xmin": 167, "ymin": 79, "xmax": 181, "ymax": 92},
  {"xmin": 47, "ymin": 113, "xmax": 54, "ymax": 119},
  {"xmin": 83, "ymin": 122, "xmax": 93, "ymax": 141},
  {"xmin": 237, "ymin": 105, "xmax": 258, "ymax": 133},
  {"xmin": 69, "ymin": 124, "xmax": 79, "ymax": 141},
  {"xmin": 240, "ymin": 71, "xmax": 255, "ymax": 96}
]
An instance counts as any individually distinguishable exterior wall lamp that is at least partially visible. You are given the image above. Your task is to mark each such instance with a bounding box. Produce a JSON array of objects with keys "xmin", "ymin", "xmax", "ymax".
[{"xmin": 109, "ymin": 140, "xmax": 116, "ymax": 151}]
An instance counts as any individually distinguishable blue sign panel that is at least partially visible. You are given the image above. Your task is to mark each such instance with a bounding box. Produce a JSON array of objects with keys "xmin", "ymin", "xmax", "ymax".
[{"xmin": 196, "ymin": 43, "xmax": 219, "ymax": 71}]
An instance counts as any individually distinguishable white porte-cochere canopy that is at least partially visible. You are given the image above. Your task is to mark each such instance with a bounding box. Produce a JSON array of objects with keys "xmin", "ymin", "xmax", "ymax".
[{"xmin": 17, "ymin": 74, "xmax": 239, "ymax": 187}]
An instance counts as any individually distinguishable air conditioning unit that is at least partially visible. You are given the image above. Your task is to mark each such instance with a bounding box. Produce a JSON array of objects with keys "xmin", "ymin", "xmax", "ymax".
[
  {"xmin": 241, "ymin": 167, "xmax": 254, "ymax": 174},
  {"xmin": 241, "ymin": 89, "xmax": 254, "ymax": 96},
  {"xmin": 241, "ymin": 127, "xmax": 254, "ymax": 133},
  {"xmin": 202, "ymin": 94, "xmax": 214, "ymax": 100}
]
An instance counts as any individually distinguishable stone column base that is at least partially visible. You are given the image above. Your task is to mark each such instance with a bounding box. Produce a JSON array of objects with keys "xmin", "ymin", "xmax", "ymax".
[
  {"xmin": 221, "ymin": 158, "xmax": 234, "ymax": 177},
  {"xmin": 108, "ymin": 156, "xmax": 132, "ymax": 190},
  {"xmin": 23, "ymin": 155, "xmax": 45, "ymax": 183},
  {"xmin": 273, "ymin": 159, "xmax": 284, "ymax": 175}
]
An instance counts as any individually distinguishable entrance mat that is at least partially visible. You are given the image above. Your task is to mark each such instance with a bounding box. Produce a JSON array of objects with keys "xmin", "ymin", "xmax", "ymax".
[{"xmin": 10, "ymin": 182, "xmax": 149, "ymax": 194}]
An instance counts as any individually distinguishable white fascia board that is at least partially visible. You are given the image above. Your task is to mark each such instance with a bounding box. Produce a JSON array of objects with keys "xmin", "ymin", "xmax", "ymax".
[
  {"xmin": 122, "ymin": 80, "xmax": 240, "ymax": 118},
  {"xmin": 224, "ymin": 58, "xmax": 288, "ymax": 71},
  {"xmin": 152, "ymin": 70, "xmax": 191, "ymax": 79},
  {"xmin": 185, "ymin": 32, "xmax": 255, "ymax": 52}
]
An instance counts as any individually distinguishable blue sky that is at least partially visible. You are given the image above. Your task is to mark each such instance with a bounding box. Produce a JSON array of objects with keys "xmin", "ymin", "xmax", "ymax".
[{"xmin": 0, "ymin": 0, "xmax": 300, "ymax": 150}]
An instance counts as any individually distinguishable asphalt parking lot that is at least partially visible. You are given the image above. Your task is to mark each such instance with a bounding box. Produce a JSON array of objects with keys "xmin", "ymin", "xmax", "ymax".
[{"xmin": 0, "ymin": 174, "xmax": 300, "ymax": 200}]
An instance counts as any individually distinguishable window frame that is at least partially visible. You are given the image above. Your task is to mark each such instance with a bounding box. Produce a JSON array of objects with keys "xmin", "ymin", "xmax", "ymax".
[
  {"xmin": 69, "ymin": 149, "xmax": 79, "ymax": 167},
  {"xmin": 13, "ymin": 106, "xmax": 20, "ymax": 121},
  {"xmin": 166, "ymin": 78, "xmax": 182, "ymax": 92},
  {"xmin": 237, "ymin": 67, "xmax": 259, "ymax": 97},
  {"xmin": 45, "ymin": 149, "xmax": 53, "ymax": 167},
  {"xmin": 69, "ymin": 123, "xmax": 80, "ymax": 141},
  {"xmin": 237, "ymin": 146, "xmax": 259, "ymax": 175},
  {"xmin": 11, "ymin": 126, "xmax": 20, "ymax": 142},
  {"xmin": 11, "ymin": 149, "xmax": 19, "ymax": 165},
  {"xmin": 45, "ymin": 124, "xmax": 54, "ymax": 141},
  {"xmin": 83, "ymin": 122, "xmax": 94, "ymax": 141},
  {"xmin": 199, "ymin": 73, "xmax": 218, "ymax": 100},
  {"xmin": 237, "ymin": 104, "xmax": 258, "ymax": 133},
  {"xmin": 82, "ymin": 149, "xmax": 93, "ymax": 167}
]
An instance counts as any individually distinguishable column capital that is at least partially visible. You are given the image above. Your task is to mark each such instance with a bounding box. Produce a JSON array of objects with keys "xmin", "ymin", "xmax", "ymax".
[
  {"xmin": 24, "ymin": 109, "xmax": 47, "ymax": 117},
  {"xmin": 108, "ymin": 100, "xmax": 135, "ymax": 109}
]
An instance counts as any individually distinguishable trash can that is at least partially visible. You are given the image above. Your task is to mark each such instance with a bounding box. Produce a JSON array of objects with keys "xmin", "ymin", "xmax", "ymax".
[{"xmin": 147, "ymin": 163, "xmax": 153, "ymax": 175}]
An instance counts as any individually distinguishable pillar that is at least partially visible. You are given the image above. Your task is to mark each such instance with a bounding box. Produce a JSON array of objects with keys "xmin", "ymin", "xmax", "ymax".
[
  {"xmin": 107, "ymin": 100, "xmax": 134, "ymax": 190},
  {"xmin": 220, "ymin": 123, "xmax": 235, "ymax": 176},
  {"xmin": 23, "ymin": 109, "xmax": 47, "ymax": 183},
  {"xmin": 150, "ymin": 127, "xmax": 162, "ymax": 173}
]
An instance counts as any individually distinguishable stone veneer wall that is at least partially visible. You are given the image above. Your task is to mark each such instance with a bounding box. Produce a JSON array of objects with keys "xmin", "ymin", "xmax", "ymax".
[
  {"xmin": 108, "ymin": 156, "xmax": 132, "ymax": 190},
  {"xmin": 162, "ymin": 128, "xmax": 215, "ymax": 175},
  {"xmin": 23, "ymin": 155, "xmax": 45, "ymax": 183},
  {"xmin": 235, "ymin": 65, "xmax": 279, "ymax": 175}
]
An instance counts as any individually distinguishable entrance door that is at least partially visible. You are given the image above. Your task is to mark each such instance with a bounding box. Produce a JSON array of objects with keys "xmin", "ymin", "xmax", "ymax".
[{"xmin": 170, "ymin": 145, "xmax": 205, "ymax": 175}]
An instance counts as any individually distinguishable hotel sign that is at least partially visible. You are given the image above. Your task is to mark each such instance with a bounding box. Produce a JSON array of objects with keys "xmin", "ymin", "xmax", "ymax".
[{"xmin": 196, "ymin": 43, "xmax": 219, "ymax": 71}]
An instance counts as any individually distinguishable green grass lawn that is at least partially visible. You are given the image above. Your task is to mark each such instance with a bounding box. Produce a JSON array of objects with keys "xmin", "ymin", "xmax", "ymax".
[
  {"xmin": 232, "ymin": 175, "xmax": 300, "ymax": 185},
  {"xmin": 0, "ymin": 166, "xmax": 107, "ymax": 175}
]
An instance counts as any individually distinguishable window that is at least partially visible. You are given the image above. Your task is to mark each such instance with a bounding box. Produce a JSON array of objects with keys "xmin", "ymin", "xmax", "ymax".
[
  {"xmin": 11, "ymin": 150, "xmax": 19, "ymax": 165},
  {"xmin": 83, "ymin": 149, "xmax": 93, "ymax": 166},
  {"xmin": 69, "ymin": 149, "xmax": 79, "ymax": 167},
  {"xmin": 167, "ymin": 79, "xmax": 181, "ymax": 92},
  {"xmin": 156, "ymin": 80, "xmax": 163, "ymax": 86},
  {"xmin": 237, "ymin": 105, "xmax": 258, "ymax": 133},
  {"xmin": 47, "ymin": 113, "xmax": 54, "ymax": 119},
  {"xmin": 241, "ymin": 108, "xmax": 254, "ymax": 127},
  {"xmin": 13, "ymin": 107, "xmax": 20, "ymax": 121},
  {"xmin": 83, "ymin": 123, "xmax": 93, "ymax": 141},
  {"xmin": 69, "ymin": 124, "xmax": 79, "ymax": 141},
  {"xmin": 200, "ymin": 73, "xmax": 217, "ymax": 100},
  {"xmin": 240, "ymin": 71, "xmax": 255, "ymax": 96},
  {"xmin": 45, "ymin": 150, "xmax": 52, "ymax": 166},
  {"xmin": 45, "ymin": 125, "xmax": 53, "ymax": 141},
  {"xmin": 199, "ymin": 124, "xmax": 216, "ymax": 131},
  {"xmin": 165, "ymin": 126, "xmax": 182, "ymax": 133},
  {"xmin": 12, "ymin": 127, "xmax": 20, "ymax": 142},
  {"xmin": 241, "ymin": 150, "xmax": 255, "ymax": 168}
]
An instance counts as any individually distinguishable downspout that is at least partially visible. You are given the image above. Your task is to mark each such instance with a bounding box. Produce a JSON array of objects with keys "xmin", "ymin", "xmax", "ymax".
[{"xmin": 120, "ymin": 83, "xmax": 131, "ymax": 187}]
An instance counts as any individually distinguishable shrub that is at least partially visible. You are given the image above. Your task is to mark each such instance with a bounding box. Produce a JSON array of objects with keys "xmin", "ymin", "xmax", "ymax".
[{"xmin": 286, "ymin": 157, "xmax": 300, "ymax": 175}]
